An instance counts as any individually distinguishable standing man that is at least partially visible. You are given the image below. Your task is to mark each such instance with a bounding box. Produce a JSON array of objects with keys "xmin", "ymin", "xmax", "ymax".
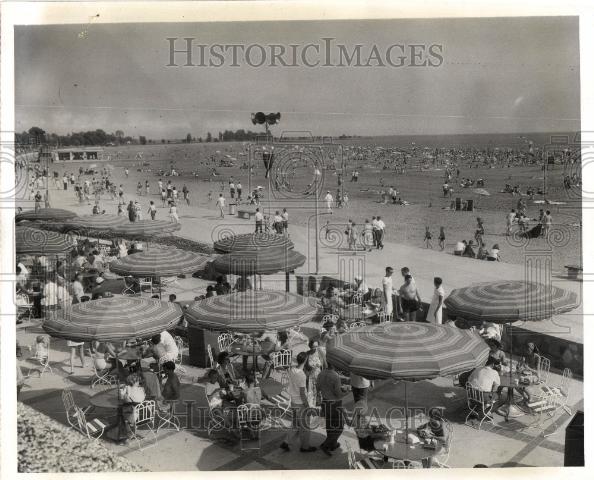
[
  {"xmin": 543, "ymin": 210, "xmax": 552, "ymax": 239},
  {"xmin": 63, "ymin": 174, "xmax": 68, "ymax": 191},
  {"xmin": 34, "ymin": 191, "xmax": 42, "ymax": 212},
  {"xmin": 398, "ymin": 274, "xmax": 423, "ymax": 322},
  {"xmin": 324, "ymin": 191, "xmax": 334, "ymax": 214},
  {"xmin": 317, "ymin": 362, "xmax": 349, "ymax": 456},
  {"xmin": 281, "ymin": 208, "xmax": 289, "ymax": 236},
  {"xmin": 375, "ymin": 216, "xmax": 385, "ymax": 250},
  {"xmin": 229, "ymin": 180, "xmax": 236, "ymax": 200},
  {"xmin": 371, "ymin": 216, "xmax": 379, "ymax": 248},
  {"xmin": 216, "ymin": 193, "xmax": 226, "ymax": 218},
  {"xmin": 280, "ymin": 352, "xmax": 316, "ymax": 453},
  {"xmin": 254, "ymin": 208, "xmax": 264, "ymax": 233},
  {"xmin": 506, "ymin": 209, "xmax": 516, "ymax": 236},
  {"xmin": 382, "ymin": 267, "xmax": 395, "ymax": 318},
  {"xmin": 236, "ymin": 181, "xmax": 243, "ymax": 201}
]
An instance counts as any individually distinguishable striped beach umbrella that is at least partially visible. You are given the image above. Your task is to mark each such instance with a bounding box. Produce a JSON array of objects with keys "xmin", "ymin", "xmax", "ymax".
[
  {"xmin": 109, "ymin": 219, "xmax": 181, "ymax": 237},
  {"xmin": 444, "ymin": 281, "xmax": 579, "ymax": 324},
  {"xmin": 62, "ymin": 214, "xmax": 128, "ymax": 231},
  {"xmin": 185, "ymin": 290, "xmax": 321, "ymax": 332},
  {"xmin": 327, "ymin": 322, "xmax": 489, "ymax": 381},
  {"xmin": 109, "ymin": 247, "xmax": 210, "ymax": 277},
  {"xmin": 15, "ymin": 226, "xmax": 75, "ymax": 255},
  {"xmin": 43, "ymin": 297, "xmax": 182, "ymax": 342},
  {"xmin": 15, "ymin": 208, "xmax": 77, "ymax": 223},
  {"xmin": 327, "ymin": 322, "xmax": 489, "ymax": 442},
  {"xmin": 212, "ymin": 247, "xmax": 305, "ymax": 275},
  {"xmin": 213, "ymin": 233, "xmax": 294, "ymax": 253}
]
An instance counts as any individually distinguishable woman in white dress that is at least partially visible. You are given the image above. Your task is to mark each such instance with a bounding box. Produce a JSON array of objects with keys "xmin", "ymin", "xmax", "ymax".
[{"xmin": 426, "ymin": 277, "xmax": 445, "ymax": 324}]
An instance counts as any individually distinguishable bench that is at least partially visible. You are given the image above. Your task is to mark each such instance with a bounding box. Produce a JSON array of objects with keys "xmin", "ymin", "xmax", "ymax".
[
  {"xmin": 564, "ymin": 265, "xmax": 582, "ymax": 280},
  {"xmin": 237, "ymin": 209, "xmax": 256, "ymax": 220}
]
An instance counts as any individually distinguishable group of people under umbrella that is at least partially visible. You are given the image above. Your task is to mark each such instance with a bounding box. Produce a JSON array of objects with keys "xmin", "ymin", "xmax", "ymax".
[{"xmin": 16, "ymin": 210, "xmax": 579, "ymax": 465}]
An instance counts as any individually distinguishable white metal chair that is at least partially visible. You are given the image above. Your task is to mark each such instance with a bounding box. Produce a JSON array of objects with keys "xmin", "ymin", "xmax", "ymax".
[
  {"xmin": 90, "ymin": 356, "xmax": 117, "ymax": 389},
  {"xmin": 27, "ymin": 337, "xmax": 53, "ymax": 377},
  {"xmin": 522, "ymin": 354, "xmax": 553, "ymax": 403},
  {"xmin": 271, "ymin": 349, "xmax": 292, "ymax": 369},
  {"xmin": 536, "ymin": 354, "xmax": 551, "ymax": 385},
  {"xmin": 217, "ymin": 333, "xmax": 235, "ymax": 353},
  {"xmin": 352, "ymin": 292, "xmax": 364, "ymax": 306},
  {"xmin": 322, "ymin": 314, "xmax": 339, "ymax": 324},
  {"xmin": 523, "ymin": 389, "xmax": 558, "ymax": 436},
  {"xmin": 545, "ymin": 368, "xmax": 573, "ymax": 415},
  {"xmin": 349, "ymin": 321, "xmax": 367, "ymax": 329},
  {"xmin": 138, "ymin": 277, "xmax": 154, "ymax": 296},
  {"xmin": 16, "ymin": 292, "xmax": 34, "ymax": 322},
  {"xmin": 130, "ymin": 400, "xmax": 158, "ymax": 450},
  {"xmin": 465, "ymin": 383, "xmax": 495, "ymax": 430},
  {"xmin": 62, "ymin": 389, "xmax": 105, "ymax": 441},
  {"xmin": 377, "ymin": 312, "xmax": 392, "ymax": 324},
  {"xmin": 156, "ymin": 400, "xmax": 181, "ymax": 433},
  {"xmin": 122, "ymin": 276, "xmax": 137, "ymax": 296},
  {"xmin": 207, "ymin": 344, "xmax": 217, "ymax": 369},
  {"xmin": 173, "ymin": 336, "xmax": 187, "ymax": 376},
  {"xmin": 237, "ymin": 403, "xmax": 264, "ymax": 450},
  {"xmin": 346, "ymin": 442, "xmax": 379, "ymax": 469},
  {"xmin": 263, "ymin": 390, "xmax": 292, "ymax": 429},
  {"xmin": 203, "ymin": 388, "xmax": 228, "ymax": 437}
]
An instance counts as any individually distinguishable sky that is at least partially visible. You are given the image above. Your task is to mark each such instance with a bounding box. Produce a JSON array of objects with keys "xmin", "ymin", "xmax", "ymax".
[{"xmin": 14, "ymin": 17, "xmax": 580, "ymax": 139}]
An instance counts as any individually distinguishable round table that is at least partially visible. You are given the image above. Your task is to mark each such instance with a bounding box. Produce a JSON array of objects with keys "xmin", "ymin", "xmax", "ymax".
[
  {"xmin": 89, "ymin": 387, "xmax": 120, "ymax": 409},
  {"xmin": 259, "ymin": 378, "xmax": 283, "ymax": 398},
  {"xmin": 341, "ymin": 305, "xmax": 375, "ymax": 322},
  {"xmin": 497, "ymin": 372, "xmax": 532, "ymax": 420},
  {"xmin": 374, "ymin": 435, "xmax": 444, "ymax": 463},
  {"xmin": 229, "ymin": 341, "xmax": 276, "ymax": 373}
]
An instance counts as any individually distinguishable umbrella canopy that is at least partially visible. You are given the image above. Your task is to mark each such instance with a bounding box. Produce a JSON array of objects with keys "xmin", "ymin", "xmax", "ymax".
[
  {"xmin": 15, "ymin": 226, "xmax": 75, "ymax": 255},
  {"xmin": 109, "ymin": 219, "xmax": 181, "ymax": 237},
  {"xmin": 185, "ymin": 290, "xmax": 321, "ymax": 332},
  {"xmin": 62, "ymin": 214, "xmax": 128, "ymax": 231},
  {"xmin": 43, "ymin": 297, "xmax": 182, "ymax": 342},
  {"xmin": 444, "ymin": 281, "xmax": 579, "ymax": 324},
  {"xmin": 327, "ymin": 322, "xmax": 489, "ymax": 380},
  {"xmin": 15, "ymin": 208, "xmax": 77, "ymax": 223},
  {"xmin": 109, "ymin": 247, "xmax": 210, "ymax": 277},
  {"xmin": 213, "ymin": 233, "xmax": 294, "ymax": 253},
  {"xmin": 212, "ymin": 247, "xmax": 305, "ymax": 275}
]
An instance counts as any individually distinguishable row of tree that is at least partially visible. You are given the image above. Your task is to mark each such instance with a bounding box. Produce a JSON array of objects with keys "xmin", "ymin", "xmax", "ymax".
[{"xmin": 16, "ymin": 127, "xmax": 137, "ymax": 147}]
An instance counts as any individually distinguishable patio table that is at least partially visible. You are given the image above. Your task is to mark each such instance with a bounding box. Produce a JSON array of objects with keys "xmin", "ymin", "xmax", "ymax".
[
  {"xmin": 374, "ymin": 432, "xmax": 444, "ymax": 465},
  {"xmin": 229, "ymin": 340, "xmax": 276, "ymax": 373},
  {"xmin": 497, "ymin": 372, "xmax": 533, "ymax": 421}
]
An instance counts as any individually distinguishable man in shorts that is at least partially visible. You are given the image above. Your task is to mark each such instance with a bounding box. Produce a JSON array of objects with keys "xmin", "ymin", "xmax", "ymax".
[{"xmin": 398, "ymin": 274, "xmax": 423, "ymax": 322}]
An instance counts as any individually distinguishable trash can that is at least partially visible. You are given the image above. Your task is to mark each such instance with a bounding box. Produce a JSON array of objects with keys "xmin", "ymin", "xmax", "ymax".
[{"xmin": 229, "ymin": 203, "xmax": 236, "ymax": 215}]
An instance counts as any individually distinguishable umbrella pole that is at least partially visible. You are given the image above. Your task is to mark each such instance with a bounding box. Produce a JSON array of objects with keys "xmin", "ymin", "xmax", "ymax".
[{"xmin": 404, "ymin": 381, "xmax": 409, "ymax": 444}]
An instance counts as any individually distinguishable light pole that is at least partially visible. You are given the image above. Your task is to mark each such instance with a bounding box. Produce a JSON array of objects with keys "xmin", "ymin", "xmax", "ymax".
[{"xmin": 314, "ymin": 167, "xmax": 321, "ymax": 275}]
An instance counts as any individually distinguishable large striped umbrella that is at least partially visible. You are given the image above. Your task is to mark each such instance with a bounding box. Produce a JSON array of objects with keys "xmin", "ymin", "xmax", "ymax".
[
  {"xmin": 444, "ymin": 281, "xmax": 579, "ymax": 324},
  {"xmin": 15, "ymin": 208, "xmax": 77, "ymax": 223},
  {"xmin": 62, "ymin": 214, "xmax": 128, "ymax": 231},
  {"xmin": 327, "ymin": 322, "xmax": 489, "ymax": 442},
  {"xmin": 327, "ymin": 322, "xmax": 489, "ymax": 380},
  {"xmin": 185, "ymin": 290, "xmax": 321, "ymax": 332},
  {"xmin": 109, "ymin": 219, "xmax": 181, "ymax": 237},
  {"xmin": 15, "ymin": 226, "xmax": 75, "ymax": 255},
  {"xmin": 213, "ymin": 233, "xmax": 294, "ymax": 253},
  {"xmin": 43, "ymin": 297, "xmax": 182, "ymax": 342},
  {"xmin": 444, "ymin": 280, "xmax": 579, "ymax": 419},
  {"xmin": 212, "ymin": 247, "xmax": 306, "ymax": 275},
  {"xmin": 109, "ymin": 247, "xmax": 210, "ymax": 277}
]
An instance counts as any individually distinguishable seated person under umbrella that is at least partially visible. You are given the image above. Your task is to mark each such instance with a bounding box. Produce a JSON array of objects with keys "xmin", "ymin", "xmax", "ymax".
[
  {"xmin": 417, "ymin": 408, "xmax": 449, "ymax": 467},
  {"xmin": 467, "ymin": 361, "xmax": 503, "ymax": 411},
  {"xmin": 146, "ymin": 331, "xmax": 179, "ymax": 366},
  {"xmin": 119, "ymin": 373, "xmax": 146, "ymax": 430},
  {"xmin": 486, "ymin": 339, "xmax": 509, "ymax": 372},
  {"xmin": 216, "ymin": 351, "xmax": 237, "ymax": 386},
  {"xmin": 160, "ymin": 361, "xmax": 181, "ymax": 409}
]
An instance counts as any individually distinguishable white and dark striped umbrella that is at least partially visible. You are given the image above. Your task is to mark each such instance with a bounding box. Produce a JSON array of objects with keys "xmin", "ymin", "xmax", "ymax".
[
  {"xmin": 15, "ymin": 226, "xmax": 75, "ymax": 255},
  {"xmin": 109, "ymin": 247, "xmax": 210, "ymax": 277},
  {"xmin": 212, "ymin": 247, "xmax": 305, "ymax": 275},
  {"xmin": 327, "ymin": 322, "xmax": 489, "ymax": 381},
  {"xmin": 43, "ymin": 297, "xmax": 182, "ymax": 342},
  {"xmin": 62, "ymin": 214, "xmax": 128, "ymax": 231},
  {"xmin": 213, "ymin": 233, "xmax": 294, "ymax": 253},
  {"xmin": 185, "ymin": 290, "xmax": 321, "ymax": 332},
  {"xmin": 444, "ymin": 281, "xmax": 579, "ymax": 324},
  {"xmin": 15, "ymin": 208, "xmax": 77, "ymax": 223},
  {"xmin": 109, "ymin": 219, "xmax": 181, "ymax": 237}
]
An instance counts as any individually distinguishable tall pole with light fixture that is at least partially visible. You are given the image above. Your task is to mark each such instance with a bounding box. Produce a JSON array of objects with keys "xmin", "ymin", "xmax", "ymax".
[{"xmin": 314, "ymin": 167, "xmax": 321, "ymax": 275}]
